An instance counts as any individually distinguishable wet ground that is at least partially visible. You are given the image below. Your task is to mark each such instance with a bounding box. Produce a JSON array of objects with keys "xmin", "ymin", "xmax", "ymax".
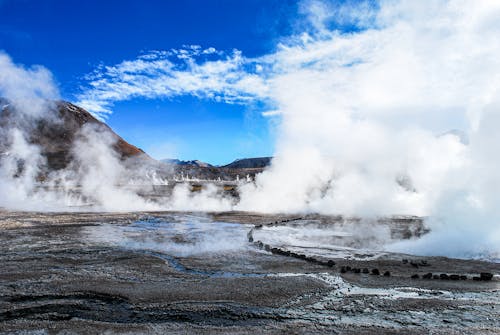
[{"xmin": 0, "ymin": 210, "xmax": 498, "ymax": 334}]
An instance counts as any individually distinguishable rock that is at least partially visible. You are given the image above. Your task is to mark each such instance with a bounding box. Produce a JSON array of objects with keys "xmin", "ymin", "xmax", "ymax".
[
  {"xmin": 449, "ymin": 274, "xmax": 460, "ymax": 280},
  {"xmin": 371, "ymin": 269, "xmax": 380, "ymax": 275},
  {"xmin": 256, "ymin": 241, "xmax": 264, "ymax": 248},
  {"xmin": 354, "ymin": 268, "xmax": 361, "ymax": 274},
  {"xmin": 423, "ymin": 273, "xmax": 433, "ymax": 279},
  {"xmin": 327, "ymin": 260, "xmax": 335, "ymax": 267},
  {"xmin": 433, "ymin": 275, "xmax": 440, "ymax": 279},
  {"xmin": 264, "ymin": 244, "xmax": 271, "ymax": 252},
  {"xmin": 410, "ymin": 261, "xmax": 419, "ymax": 268},
  {"xmin": 383, "ymin": 271, "xmax": 391, "ymax": 277},
  {"xmin": 473, "ymin": 276, "xmax": 481, "ymax": 281},
  {"xmin": 362, "ymin": 268, "xmax": 369, "ymax": 274},
  {"xmin": 480, "ymin": 273, "xmax": 493, "ymax": 281},
  {"xmin": 402, "ymin": 259, "xmax": 408, "ymax": 264},
  {"xmin": 460, "ymin": 275, "xmax": 467, "ymax": 280},
  {"xmin": 248, "ymin": 236, "xmax": 254, "ymax": 242},
  {"xmin": 440, "ymin": 274, "xmax": 449, "ymax": 280},
  {"xmin": 411, "ymin": 274, "xmax": 420, "ymax": 279},
  {"xmin": 345, "ymin": 266, "xmax": 352, "ymax": 271},
  {"xmin": 341, "ymin": 266, "xmax": 347, "ymax": 273}
]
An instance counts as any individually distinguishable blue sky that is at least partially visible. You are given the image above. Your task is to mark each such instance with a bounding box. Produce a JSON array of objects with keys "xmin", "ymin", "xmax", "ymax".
[{"xmin": 0, "ymin": 0, "xmax": 300, "ymax": 164}]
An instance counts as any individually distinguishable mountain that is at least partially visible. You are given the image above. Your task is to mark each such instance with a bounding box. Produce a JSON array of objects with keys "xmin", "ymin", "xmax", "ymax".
[
  {"xmin": 222, "ymin": 157, "xmax": 272, "ymax": 169},
  {"xmin": 160, "ymin": 157, "xmax": 272, "ymax": 181},
  {"xmin": 161, "ymin": 159, "xmax": 213, "ymax": 168},
  {"xmin": 0, "ymin": 99, "xmax": 153, "ymax": 172},
  {"xmin": 0, "ymin": 99, "xmax": 271, "ymax": 183}
]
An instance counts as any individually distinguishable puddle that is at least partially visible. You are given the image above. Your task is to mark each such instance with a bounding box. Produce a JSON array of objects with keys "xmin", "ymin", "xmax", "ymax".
[
  {"xmin": 252, "ymin": 220, "xmax": 396, "ymax": 260},
  {"xmin": 82, "ymin": 214, "xmax": 266, "ymax": 278},
  {"xmin": 83, "ymin": 214, "xmax": 250, "ymax": 257}
]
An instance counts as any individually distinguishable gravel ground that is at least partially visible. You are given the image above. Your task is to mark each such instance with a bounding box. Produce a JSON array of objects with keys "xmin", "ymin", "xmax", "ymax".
[{"xmin": 0, "ymin": 210, "xmax": 498, "ymax": 334}]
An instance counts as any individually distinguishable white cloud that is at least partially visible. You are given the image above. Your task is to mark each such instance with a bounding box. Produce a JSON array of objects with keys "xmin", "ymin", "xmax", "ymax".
[{"xmin": 77, "ymin": 47, "xmax": 269, "ymax": 119}]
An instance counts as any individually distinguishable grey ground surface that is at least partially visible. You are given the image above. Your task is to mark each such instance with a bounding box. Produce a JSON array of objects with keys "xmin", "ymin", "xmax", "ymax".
[{"xmin": 0, "ymin": 210, "xmax": 498, "ymax": 334}]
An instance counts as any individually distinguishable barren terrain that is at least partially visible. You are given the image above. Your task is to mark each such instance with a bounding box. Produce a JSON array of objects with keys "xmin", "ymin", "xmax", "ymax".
[{"xmin": 0, "ymin": 211, "xmax": 498, "ymax": 334}]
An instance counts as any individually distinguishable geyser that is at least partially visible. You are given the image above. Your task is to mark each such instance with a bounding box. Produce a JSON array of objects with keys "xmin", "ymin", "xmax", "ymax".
[{"xmin": 1, "ymin": 1, "xmax": 500, "ymax": 260}]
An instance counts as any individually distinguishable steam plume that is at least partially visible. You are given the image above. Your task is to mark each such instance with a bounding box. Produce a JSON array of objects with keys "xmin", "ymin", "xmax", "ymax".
[{"xmin": 2, "ymin": 1, "xmax": 500, "ymax": 260}]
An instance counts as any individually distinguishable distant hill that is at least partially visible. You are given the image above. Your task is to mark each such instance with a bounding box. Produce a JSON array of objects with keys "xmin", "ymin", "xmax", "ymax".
[
  {"xmin": 222, "ymin": 157, "xmax": 272, "ymax": 169},
  {"xmin": 161, "ymin": 159, "xmax": 213, "ymax": 168}
]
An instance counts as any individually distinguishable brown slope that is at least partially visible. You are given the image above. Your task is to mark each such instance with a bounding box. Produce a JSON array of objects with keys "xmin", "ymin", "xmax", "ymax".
[{"xmin": 0, "ymin": 100, "xmax": 152, "ymax": 171}]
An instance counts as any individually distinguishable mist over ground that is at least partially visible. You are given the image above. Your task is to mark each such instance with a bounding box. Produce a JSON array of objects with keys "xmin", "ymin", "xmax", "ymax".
[{"xmin": 1, "ymin": 0, "xmax": 500, "ymax": 260}]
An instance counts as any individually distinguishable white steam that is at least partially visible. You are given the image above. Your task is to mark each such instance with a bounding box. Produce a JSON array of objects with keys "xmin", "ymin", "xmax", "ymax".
[
  {"xmin": 0, "ymin": 52, "xmax": 58, "ymax": 117},
  {"xmin": 2, "ymin": 1, "xmax": 500, "ymax": 260},
  {"xmin": 237, "ymin": 0, "xmax": 500, "ymax": 259}
]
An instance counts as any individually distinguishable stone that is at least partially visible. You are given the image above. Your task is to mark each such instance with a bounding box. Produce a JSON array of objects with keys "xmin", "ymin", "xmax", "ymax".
[
  {"xmin": 371, "ymin": 269, "xmax": 380, "ymax": 275},
  {"xmin": 480, "ymin": 273, "xmax": 493, "ymax": 281},
  {"xmin": 422, "ymin": 273, "xmax": 433, "ymax": 279}
]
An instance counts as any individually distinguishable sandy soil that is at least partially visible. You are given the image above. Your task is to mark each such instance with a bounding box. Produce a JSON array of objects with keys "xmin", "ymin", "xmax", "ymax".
[{"xmin": 0, "ymin": 210, "xmax": 498, "ymax": 334}]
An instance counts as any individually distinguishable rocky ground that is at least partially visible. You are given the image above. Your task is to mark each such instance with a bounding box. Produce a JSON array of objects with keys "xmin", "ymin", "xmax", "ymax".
[{"xmin": 0, "ymin": 210, "xmax": 498, "ymax": 334}]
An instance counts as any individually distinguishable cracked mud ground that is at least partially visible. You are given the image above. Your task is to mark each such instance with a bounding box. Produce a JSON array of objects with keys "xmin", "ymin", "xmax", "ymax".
[{"xmin": 0, "ymin": 211, "xmax": 499, "ymax": 334}]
